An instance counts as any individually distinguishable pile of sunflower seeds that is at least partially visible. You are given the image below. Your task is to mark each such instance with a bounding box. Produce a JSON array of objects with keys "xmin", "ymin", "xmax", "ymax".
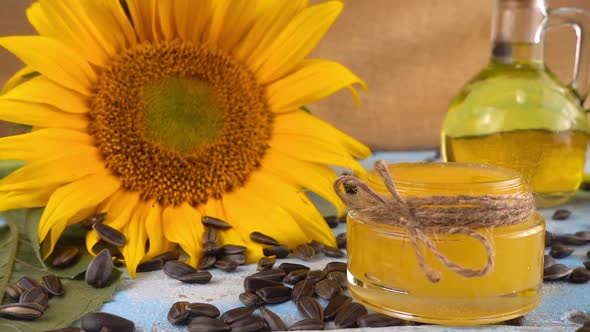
[{"xmin": 0, "ymin": 275, "xmax": 62, "ymax": 321}]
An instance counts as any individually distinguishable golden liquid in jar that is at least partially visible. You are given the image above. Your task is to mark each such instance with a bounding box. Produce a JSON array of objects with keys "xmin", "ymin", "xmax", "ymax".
[{"xmin": 444, "ymin": 130, "xmax": 588, "ymax": 207}]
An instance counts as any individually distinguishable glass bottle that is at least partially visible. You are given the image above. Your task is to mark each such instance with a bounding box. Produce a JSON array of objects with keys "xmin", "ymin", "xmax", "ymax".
[{"xmin": 441, "ymin": 0, "xmax": 590, "ymax": 207}]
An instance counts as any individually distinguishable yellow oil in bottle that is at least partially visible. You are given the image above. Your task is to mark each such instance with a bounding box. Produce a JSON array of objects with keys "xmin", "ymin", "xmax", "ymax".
[
  {"xmin": 346, "ymin": 163, "xmax": 545, "ymax": 325},
  {"xmin": 444, "ymin": 130, "xmax": 589, "ymax": 207}
]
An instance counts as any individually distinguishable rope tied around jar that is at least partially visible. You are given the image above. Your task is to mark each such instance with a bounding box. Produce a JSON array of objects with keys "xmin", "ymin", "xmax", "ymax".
[{"xmin": 333, "ymin": 160, "xmax": 535, "ymax": 283}]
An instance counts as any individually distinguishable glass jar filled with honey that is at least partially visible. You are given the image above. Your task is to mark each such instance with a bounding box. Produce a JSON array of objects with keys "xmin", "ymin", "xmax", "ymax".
[{"xmin": 338, "ymin": 161, "xmax": 545, "ymax": 325}]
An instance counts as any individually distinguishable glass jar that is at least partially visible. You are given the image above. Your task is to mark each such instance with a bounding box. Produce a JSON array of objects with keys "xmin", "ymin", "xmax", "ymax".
[{"xmin": 346, "ymin": 162, "xmax": 545, "ymax": 325}]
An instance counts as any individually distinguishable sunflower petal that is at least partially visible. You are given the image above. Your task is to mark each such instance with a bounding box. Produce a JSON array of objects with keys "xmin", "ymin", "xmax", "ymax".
[
  {"xmin": 121, "ymin": 202, "xmax": 148, "ymax": 277},
  {"xmin": 155, "ymin": 0, "xmax": 175, "ymax": 41},
  {"xmin": 0, "ymin": 128, "xmax": 93, "ymax": 161},
  {"xmin": 0, "ymin": 100, "xmax": 88, "ymax": 129},
  {"xmin": 209, "ymin": 0, "xmax": 263, "ymax": 52},
  {"xmin": 162, "ymin": 203, "xmax": 204, "ymax": 267},
  {"xmin": 204, "ymin": 199, "xmax": 248, "ymax": 248},
  {"xmin": 274, "ymin": 110, "xmax": 371, "ymax": 159},
  {"xmin": 0, "ymin": 36, "xmax": 94, "ymax": 95},
  {"xmin": 127, "ymin": 0, "xmax": 157, "ymax": 42},
  {"xmin": 0, "ymin": 187, "xmax": 58, "ymax": 211},
  {"xmin": 267, "ymin": 60, "xmax": 366, "ymax": 111},
  {"xmin": 144, "ymin": 200, "xmax": 175, "ymax": 260},
  {"xmin": 174, "ymin": 0, "xmax": 213, "ymax": 44},
  {"xmin": 1, "ymin": 66, "xmax": 36, "ymax": 94},
  {"xmin": 253, "ymin": 1, "xmax": 343, "ymax": 84},
  {"xmin": 39, "ymin": 173, "xmax": 120, "ymax": 258}
]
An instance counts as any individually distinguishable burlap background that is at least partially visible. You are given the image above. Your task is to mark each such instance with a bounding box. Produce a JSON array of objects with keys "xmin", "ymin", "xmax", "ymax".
[{"xmin": 1, "ymin": 0, "xmax": 589, "ymax": 149}]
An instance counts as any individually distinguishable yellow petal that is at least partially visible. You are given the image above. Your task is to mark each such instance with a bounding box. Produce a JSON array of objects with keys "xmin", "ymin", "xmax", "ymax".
[
  {"xmin": 0, "ymin": 187, "xmax": 58, "ymax": 211},
  {"xmin": 1, "ymin": 76, "xmax": 89, "ymax": 114},
  {"xmin": 0, "ymin": 146, "xmax": 105, "ymax": 192},
  {"xmin": 0, "ymin": 36, "xmax": 95, "ymax": 95},
  {"xmin": 267, "ymin": 60, "xmax": 366, "ymax": 111},
  {"xmin": 39, "ymin": 173, "xmax": 120, "ymax": 258},
  {"xmin": 121, "ymin": 201, "xmax": 148, "ymax": 277},
  {"xmin": 253, "ymin": 1, "xmax": 343, "ymax": 84},
  {"xmin": 261, "ymin": 151, "xmax": 346, "ymax": 215},
  {"xmin": 127, "ymin": 0, "xmax": 157, "ymax": 42},
  {"xmin": 174, "ymin": 0, "xmax": 213, "ymax": 44},
  {"xmin": 204, "ymin": 199, "xmax": 248, "ymax": 248},
  {"xmin": 1, "ymin": 66, "xmax": 36, "ymax": 94},
  {"xmin": 208, "ymin": 0, "xmax": 264, "ymax": 52},
  {"xmin": 0, "ymin": 100, "xmax": 88, "ymax": 129},
  {"xmin": 162, "ymin": 203, "xmax": 204, "ymax": 267},
  {"xmin": 0, "ymin": 128, "xmax": 93, "ymax": 162},
  {"xmin": 155, "ymin": 0, "xmax": 175, "ymax": 41},
  {"xmin": 274, "ymin": 110, "xmax": 371, "ymax": 159},
  {"xmin": 144, "ymin": 200, "xmax": 175, "ymax": 260}
]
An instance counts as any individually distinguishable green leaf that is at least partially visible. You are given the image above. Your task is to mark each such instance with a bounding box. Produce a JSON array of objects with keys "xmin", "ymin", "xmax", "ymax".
[
  {"xmin": 0, "ymin": 219, "xmax": 18, "ymax": 302},
  {"xmin": 0, "ymin": 213, "xmax": 122, "ymax": 332}
]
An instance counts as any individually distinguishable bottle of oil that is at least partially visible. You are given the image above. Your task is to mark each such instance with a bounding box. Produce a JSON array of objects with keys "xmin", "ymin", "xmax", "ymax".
[{"xmin": 441, "ymin": 0, "xmax": 590, "ymax": 207}]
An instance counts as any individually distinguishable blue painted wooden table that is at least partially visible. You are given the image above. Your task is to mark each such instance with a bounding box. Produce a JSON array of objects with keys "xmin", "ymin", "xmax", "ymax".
[{"xmin": 99, "ymin": 151, "xmax": 590, "ymax": 332}]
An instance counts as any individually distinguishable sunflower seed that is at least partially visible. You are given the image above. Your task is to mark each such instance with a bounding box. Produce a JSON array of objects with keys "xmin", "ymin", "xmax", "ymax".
[
  {"xmin": 0, "ymin": 303, "xmax": 43, "ymax": 320},
  {"xmin": 588, "ymin": 250, "xmax": 590, "ymax": 259},
  {"xmin": 543, "ymin": 255, "xmax": 556, "ymax": 270},
  {"xmin": 220, "ymin": 254, "xmax": 246, "ymax": 265},
  {"xmin": 81, "ymin": 213, "xmax": 107, "ymax": 229},
  {"xmin": 584, "ymin": 261, "xmax": 590, "ymax": 270},
  {"xmin": 177, "ymin": 271, "xmax": 213, "ymax": 284},
  {"xmin": 243, "ymin": 277, "xmax": 283, "ymax": 292},
  {"xmin": 249, "ymin": 232, "xmax": 280, "ymax": 246},
  {"xmin": 569, "ymin": 311, "xmax": 590, "ymax": 324},
  {"xmin": 249, "ymin": 269, "xmax": 286, "ymax": 282},
  {"xmin": 260, "ymin": 307, "xmax": 287, "ymax": 331},
  {"xmin": 545, "ymin": 231, "xmax": 555, "ymax": 247},
  {"xmin": 204, "ymin": 243, "xmax": 222, "ymax": 256},
  {"xmin": 293, "ymin": 244, "xmax": 315, "ymax": 261},
  {"xmin": 202, "ymin": 216, "xmax": 233, "ymax": 229},
  {"xmin": 500, "ymin": 315, "xmax": 526, "ymax": 326},
  {"xmin": 220, "ymin": 245, "xmax": 247, "ymax": 255},
  {"xmin": 289, "ymin": 318, "xmax": 325, "ymax": 330},
  {"xmin": 239, "ymin": 292, "xmax": 264, "ymax": 307},
  {"xmin": 189, "ymin": 316, "xmax": 230, "ymax": 332},
  {"xmin": 153, "ymin": 251, "xmax": 180, "ymax": 262},
  {"xmin": 292, "ymin": 280, "xmax": 314, "ymax": 303},
  {"xmin": 92, "ymin": 223, "xmax": 127, "ymax": 247},
  {"xmin": 256, "ymin": 286, "xmax": 292, "ymax": 304},
  {"xmin": 334, "ymin": 302, "xmax": 368, "ymax": 328},
  {"xmin": 42, "ymin": 275, "xmax": 64, "ymax": 296},
  {"xmin": 80, "ymin": 312, "xmax": 135, "ymax": 332},
  {"xmin": 324, "ymin": 295, "xmax": 353, "ymax": 321},
  {"xmin": 336, "ymin": 233, "xmax": 347, "ymax": 249},
  {"xmin": 327, "ymin": 271, "xmax": 348, "ymax": 289},
  {"xmin": 321, "ymin": 246, "xmax": 345, "ymax": 258},
  {"xmin": 552, "ymin": 209, "xmax": 571, "ymax": 220},
  {"xmin": 323, "ymin": 216, "xmax": 339, "ymax": 229},
  {"xmin": 550, "ymin": 244, "xmax": 575, "ymax": 259},
  {"xmin": 324, "ymin": 261, "xmax": 347, "ymax": 273},
  {"xmin": 555, "ymin": 234, "xmax": 587, "ymax": 246},
  {"xmin": 315, "ymin": 279, "xmax": 342, "ymax": 300},
  {"xmin": 305, "ymin": 270, "xmax": 326, "ymax": 283},
  {"xmin": 220, "ymin": 307, "xmax": 255, "ymax": 324},
  {"xmin": 263, "ymin": 245, "xmax": 289, "ymax": 258},
  {"xmin": 283, "ymin": 269, "xmax": 309, "ymax": 285},
  {"xmin": 16, "ymin": 276, "xmax": 40, "ymax": 291},
  {"xmin": 215, "ymin": 259, "xmax": 239, "ymax": 272},
  {"xmin": 575, "ymin": 231, "xmax": 590, "ymax": 240},
  {"xmin": 357, "ymin": 313, "xmax": 405, "ymax": 327},
  {"xmin": 308, "ymin": 241, "xmax": 324, "ymax": 254},
  {"xmin": 256, "ymin": 257, "xmax": 275, "ymax": 271},
  {"xmin": 85, "ymin": 249, "xmax": 114, "ymax": 288},
  {"xmin": 5, "ymin": 284, "xmax": 24, "ymax": 300},
  {"xmin": 45, "ymin": 328, "xmax": 84, "ymax": 332},
  {"xmin": 570, "ymin": 267, "xmax": 590, "ymax": 284},
  {"xmin": 167, "ymin": 301, "xmax": 191, "ymax": 325},
  {"xmin": 199, "ymin": 256, "xmax": 217, "ymax": 270},
  {"xmin": 136, "ymin": 258, "xmax": 163, "ymax": 272},
  {"xmin": 230, "ymin": 314, "xmax": 265, "ymax": 332},
  {"xmin": 297, "ymin": 297, "xmax": 324, "ymax": 321},
  {"xmin": 164, "ymin": 260, "xmax": 197, "ymax": 279},
  {"xmin": 20, "ymin": 286, "xmax": 48, "ymax": 310},
  {"xmin": 203, "ymin": 228, "xmax": 218, "ymax": 245},
  {"xmin": 544, "ymin": 263, "xmax": 573, "ymax": 280},
  {"xmin": 52, "ymin": 246, "xmax": 82, "ymax": 268},
  {"xmin": 186, "ymin": 303, "xmax": 220, "ymax": 318},
  {"xmin": 278, "ymin": 262, "xmax": 309, "ymax": 274}
]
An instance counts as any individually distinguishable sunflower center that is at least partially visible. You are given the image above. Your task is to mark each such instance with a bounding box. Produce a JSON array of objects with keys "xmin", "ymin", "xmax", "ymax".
[
  {"xmin": 89, "ymin": 41, "xmax": 273, "ymax": 206},
  {"xmin": 142, "ymin": 78, "xmax": 222, "ymax": 154}
]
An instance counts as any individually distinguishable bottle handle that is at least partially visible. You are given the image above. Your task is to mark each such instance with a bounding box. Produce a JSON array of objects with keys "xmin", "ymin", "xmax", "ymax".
[{"xmin": 546, "ymin": 7, "xmax": 590, "ymax": 104}]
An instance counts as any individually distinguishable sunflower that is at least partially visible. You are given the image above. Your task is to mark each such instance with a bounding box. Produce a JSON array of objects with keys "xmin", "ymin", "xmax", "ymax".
[{"xmin": 0, "ymin": 0, "xmax": 370, "ymax": 276}]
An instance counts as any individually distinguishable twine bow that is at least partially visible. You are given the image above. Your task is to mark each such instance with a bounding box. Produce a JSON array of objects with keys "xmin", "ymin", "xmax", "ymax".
[{"xmin": 333, "ymin": 160, "xmax": 535, "ymax": 283}]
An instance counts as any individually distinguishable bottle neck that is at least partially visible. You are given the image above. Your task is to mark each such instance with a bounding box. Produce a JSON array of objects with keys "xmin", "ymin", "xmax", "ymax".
[{"xmin": 491, "ymin": 0, "xmax": 548, "ymax": 64}]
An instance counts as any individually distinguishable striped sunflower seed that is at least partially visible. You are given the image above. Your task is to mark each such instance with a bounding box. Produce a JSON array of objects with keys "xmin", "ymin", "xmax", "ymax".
[
  {"xmin": 153, "ymin": 251, "xmax": 179, "ymax": 262},
  {"xmin": 220, "ymin": 245, "xmax": 247, "ymax": 255},
  {"xmin": 5, "ymin": 284, "xmax": 24, "ymax": 300},
  {"xmin": 550, "ymin": 245, "xmax": 575, "ymax": 259},
  {"xmin": 42, "ymin": 275, "xmax": 64, "ymax": 297},
  {"xmin": 199, "ymin": 256, "xmax": 217, "ymax": 270},
  {"xmin": 293, "ymin": 244, "xmax": 315, "ymax": 261},
  {"xmin": 260, "ymin": 307, "xmax": 287, "ymax": 331},
  {"xmin": 92, "ymin": 223, "xmax": 127, "ymax": 247},
  {"xmin": 189, "ymin": 317, "xmax": 230, "ymax": 332},
  {"xmin": 186, "ymin": 303, "xmax": 221, "ymax": 318},
  {"xmin": 552, "ymin": 209, "xmax": 571, "ymax": 220},
  {"xmin": 219, "ymin": 254, "xmax": 246, "ymax": 265},
  {"xmin": 203, "ymin": 228, "xmax": 218, "ymax": 245},
  {"xmin": 324, "ymin": 216, "xmax": 339, "ymax": 228},
  {"xmin": 308, "ymin": 241, "xmax": 324, "ymax": 254},
  {"xmin": 202, "ymin": 216, "xmax": 233, "ymax": 229},
  {"xmin": 256, "ymin": 286, "xmax": 292, "ymax": 304},
  {"xmin": 204, "ymin": 243, "xmax": 222, "ymax": 256},
  {"xmin": 327, "ymin": 271, "xmax": 347, "ymax": 289},
  {"xmin": 243, "ymin": 277, "xmax": 283, "ymax": 293},
  {"xmin": 51, "ymin": 247, "xmax": 81, "ymax": 268},
  {"xmin": 321, "ymin": 246, "xmax": 345, "ymax": 258},
  {"xmin": 85, "ymin": 249, "xmax": 114, "ymax": 288},
  {"xmin": 305, "ymin": 270, "xmax": 326, "ymax": 283},
  {"xmin": 80, "ymin": 312, "xmax": 135, "ymax": 332},
  {"xmin": 315, "ymin": 279, "xmax": 342, "ymax": 300},
  {"xmin": 291, "ymin": 280, "xmax": 314, "ymax": 303},
  {"xmin": 357, "ymin": 313, "xmax": 405, "ymax": 327},
  {"xmin": 249, "ymin": 269, "xmax": 286, "ymax": 282},
  {"xmin": 569, "ymin": 267, "xmax": 590, "ymax": 284},
  {"xmin": 283, "ymin": 269, "xmax": 308, "ymax": 285},
  {"xmin": 263, "ymin": 245, "xmax": 289, "ymax": 258},
  {"xmin": 250, "ymin": 232, "xmax": 280, "ymax": 246},
  {"xmin": 336, "ymin": 233, "xmax": 347, "ymax": 250},
  {"xmin": 167, "ymin": 301, "xmax": 191, "ymax": 325},
  {"xmin": 545, "ymin": 231, "xmax": 555, "ymax": 247},
  {"xmin": 16, "ymin": 276, "xmax": 40, "ymax": 291},
  {"xmin": 136, "ymin": 258, "xmax": 164, "ymax": 272},
  {"xmin": 163, "ymin": 260, "xmax": 197, "ymax": 279},
  {"xmin": 334, "ymin": 302, "xmax": 368, "ymax": 328},
  {"xmin": 575, "ymin": 231, "xmax": 590, "ymax": 241},
  {"xmin": 278, "ymin": 262, "xmax": 309, "ymax": 274},
  {"xmin": 239, "ymin": 292, "xmax": 264, "ymax": 307},
  {"xmin": 81, "ymin": 213, "xmax": 107, "ymax": 229},
  {"xmin": 289, "ymin": 319, "xmax": 325, "ymax": 331},
  {"xmin": 230, "ymin": 314, "xmax": 265, "ymax": 332},
  {"xmin": 0, "ymin": 303, "xmax": 43, "ymax": 320},
  {"xmin": 555, "ymin": 234, "xmax": 587, "ymax": 246},
  {"xmin": 256, "ymin": 257, "xmax": 275, "ymax": 271},
  {"xmin": 214, "ymin": 259, "xmax": 238, "ymax": 272},
  {"xmin": 544, "ymin": 263, "xmax": 573, "ymax": 280},
  {"xmin": 324, "ymin": 261, "xmax": 347, "ymax": 273},
  {"xmin": 220, "ymin": 307, "xmax": 255, "ymax": 324},
  {"xmin": 177, "ymin": 271, "xmax": 213, "ymax": 284},
  {"xmin": 297, "ymin": 296, "xmax": 324, "ymax": 321},
  {"xmin": 324, "ymin": 295, "xmax": 353, "ymax": 321},
  {"xmin": 19, "ymin": 286, "xmax": 48, "ymax": 310}
]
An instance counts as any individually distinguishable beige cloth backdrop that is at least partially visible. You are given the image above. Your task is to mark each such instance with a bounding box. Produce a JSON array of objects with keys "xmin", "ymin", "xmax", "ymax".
[{"xmin": 1, "ymin": 0, "xmax": 589, "ymax": 149}]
